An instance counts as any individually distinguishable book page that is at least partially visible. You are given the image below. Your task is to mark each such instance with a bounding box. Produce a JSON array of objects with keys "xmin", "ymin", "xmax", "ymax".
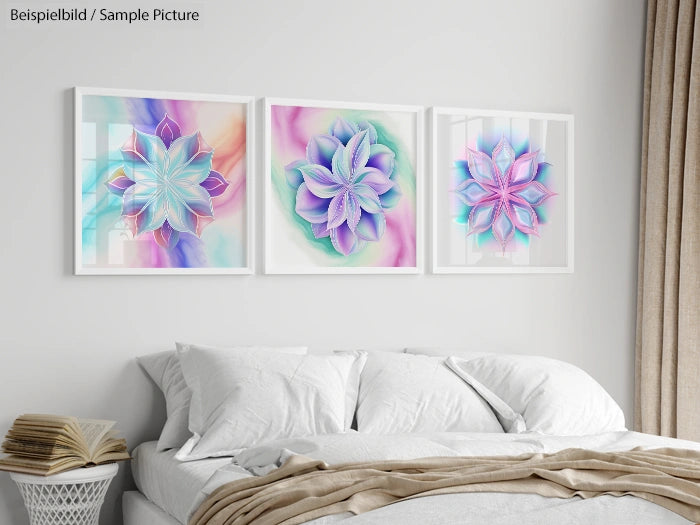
[
  {"xmin": 93, "ymin": 435, "xmax": 129, "ymax": 462},
  {"xmin": 15, "ymin": 414, "xmax": 76, "ymax": 427},
  {"xmin": 77, "ymin": 419, "xmax": 115, "ymax": 456}
]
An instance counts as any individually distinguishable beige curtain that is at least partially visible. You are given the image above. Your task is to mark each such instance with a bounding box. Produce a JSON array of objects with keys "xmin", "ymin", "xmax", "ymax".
[{"xmin": 635, "ymin": 0, "xmax": 699, "ymax": 441}]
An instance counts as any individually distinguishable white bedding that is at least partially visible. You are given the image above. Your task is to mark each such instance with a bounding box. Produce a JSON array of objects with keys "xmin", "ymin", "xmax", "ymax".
[
  {"xmin": 130, "ymin": 442, "xmax": 248, "ymax": 524},
  {"xmin": 130, "ymin": 432, "xmax": 700, "ymax": 525}
]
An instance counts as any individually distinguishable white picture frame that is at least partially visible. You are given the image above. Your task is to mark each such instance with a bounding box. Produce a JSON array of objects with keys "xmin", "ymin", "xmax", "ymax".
[
  {"xmin": 264, "ymin": 97, "xmax": 424, "ymax": 274},
  {"xmin": 431, "ymin": 107, "xmax": 574, "ymax": 274},
  {"xmin": 74, "ymin": 87, "xmax": 255, "ymax": 275}
]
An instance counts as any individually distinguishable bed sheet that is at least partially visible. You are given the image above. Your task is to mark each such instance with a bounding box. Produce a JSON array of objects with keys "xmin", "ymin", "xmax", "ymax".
[
  {"xmin": 130, "ymin": 441, "xmax": 248, "ymax": 524},
  {"xmin": 230, "ymin": 429, "xmax": 700, "ymax": 473},
  {"xmin": 299, "ymin": 492, "xmax": 695, "ymax": 525}
]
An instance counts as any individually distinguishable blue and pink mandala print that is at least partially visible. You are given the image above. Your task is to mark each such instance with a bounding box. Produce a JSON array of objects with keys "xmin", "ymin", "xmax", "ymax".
[
  {"xmin": 454, "ymin": 137, "xmax": 555, "ymax": 251},
  {"xmin": 105, "ymin": 114, "xmax": 230, "ymax": 250}
]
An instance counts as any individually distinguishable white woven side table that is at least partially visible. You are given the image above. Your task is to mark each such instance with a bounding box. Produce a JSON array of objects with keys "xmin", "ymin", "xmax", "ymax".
[{"xmin": 10, "ymin": 463, "xmax": 118, "ymax": 525}]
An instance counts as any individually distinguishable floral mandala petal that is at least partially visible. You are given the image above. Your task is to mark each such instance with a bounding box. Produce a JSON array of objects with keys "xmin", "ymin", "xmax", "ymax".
[
  {"xmin": 121, "ymin": 180, "xmax": 158, "ymax": 217},
  {"xmin": 164, "ymin": 193, "xmax": 199, "ymax": 235},
  {"xmin": 330, "ymin": 222, "xmax": 358, "ymax": 256},
  {"xmin": 285, "ymin": 160, "xmax": 307, "ymax": 189},
  {"xmin": 468, "ymin": 200, "xmax": 499, "ymax": 235},
  {"xmin": 355, "ymin": 211, "xmax": 386, "ymax": 242},
  {"xmin": 366, "ymin": 144, "xmax": 395, "ymax": 178},
  {"xmin": 299, "ymin": 164, "xmax": 343, "ymax": 198},
  {"xmin": 512, "ymin": 181, "xmax": 554, "ymax": 207},
  {"xmin": 155, "ymin": 114, "xmax": 182, "ymax": 149},
  {"xmin": 133, "ymin": 192, "xmax": 168, "ymax": 235},
  {"xmin": 295, "ymin": 183, "xmax": 330, "ymax": 224},
  {"xmin": 331, "ymin": 145, "xmax": 351, "ymax": 184},
  {"xmin": 200, "ymin": 170, "xmax": 229, "ymax": 197},
  {"xmin": 153, "ymin": 220, "xmax": 180, "ymax": 249},
  {"xmin": 168, "ymin": 132, "xmax": 214, "ymax": 185},
  {"xmin": 379, "ymin": 185, "xmax": 402, "ymax": 209},
  {"xmin": 454, "ymin": 160, "xmax": 471, "ymax": 181},
  {"xmin": 354, "ymin": 167, "xmax": 394, "ymax": 195},
  {"xmin": 507, "ymin": 200, "xmax": 539, "ymax": 235},
  {"xmin": 106, "ymin": 167, "xmax": 135, "ymax": 196},
  {"xmin": 357, "ymin": 121, "xmax": 378, "ymax": 144},
  {"xmin": 343, "ymin": 129, "xmax": 370, "ymax": 180},
  {"xmin": 121, "ymin": 129, "xmax": 168, "ymax": 179},
  {"xmin": 353, "ymin": 185, "xmax": 382, "ymax": 214},
  {"xmin": 492, "ymin": 137, "xmax": 516, "ymax": 186},
  {"xmin": 508, "ymin": 150, "xmax": 539, "ymax": 186},
  {"xmin": 311, "ymin": 222, "xmax": 331, "ymax": 239},
  {"xmin": 327, "ymin": 191, "xmax": 349, "ymax": 230},
  {"xmin": 455, "ymin": 179, "xmax": 497, "ymax": 206},
  {"xmin": 171, "ymin": 183, "xmax": 214, "ymax": 218},
  {"xmin": 492, "ymin": 211, "xmax": 514, "ymax": 249},
  {"xmin": 346, "ymin": 193, "xmax": 361, "ymax": 232},
  {"xmin": 306, "ymin": 134, "xmax": 341, "ymax": 169},
  {"xmin": 467, "ymin": 148, "xmax": 499, "ymax": 188},
  {"xmin": 330, "ymin": 117, "xmax": 359, "ymax": 145}
]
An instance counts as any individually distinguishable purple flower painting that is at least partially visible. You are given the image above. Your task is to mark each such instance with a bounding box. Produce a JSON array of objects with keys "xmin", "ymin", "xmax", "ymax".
[
  {"xmin": 454, "ymin": 137, "xmax": 555, "ymax": 251},
  {"xmin": 105, "ymin": 114, "xmax": 230, "ymax": 250},
  {"xmin": 284, "ymin": 117, "xmax": 401, "ymax": 256},
  {"xmin": 267, "ymin": 101, "xmax": 420, "ymax": 273}
]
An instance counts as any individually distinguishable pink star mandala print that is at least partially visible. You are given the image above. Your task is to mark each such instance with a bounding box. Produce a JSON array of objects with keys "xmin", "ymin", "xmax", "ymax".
[{"xmin": 454, "ymin": 137, "xmax": 555, "ymax": 251}]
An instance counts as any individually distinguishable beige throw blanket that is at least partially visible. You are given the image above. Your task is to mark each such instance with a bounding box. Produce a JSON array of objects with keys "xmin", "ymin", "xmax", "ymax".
[{"xmin": 190, "ymin": 447, "xmax": 700, "ymax": 525}]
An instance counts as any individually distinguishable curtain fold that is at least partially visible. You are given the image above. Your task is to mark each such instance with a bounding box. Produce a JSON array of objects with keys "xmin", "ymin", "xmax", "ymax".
[{"xmin": 635, "ymin": 0, "xmax": 699, "ymax": 441}]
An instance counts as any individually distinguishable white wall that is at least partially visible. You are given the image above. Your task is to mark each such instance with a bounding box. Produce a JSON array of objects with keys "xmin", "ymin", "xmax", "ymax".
[{"xmin": 0, "ymin": 1, "xmax": 646, "ymax": 523}]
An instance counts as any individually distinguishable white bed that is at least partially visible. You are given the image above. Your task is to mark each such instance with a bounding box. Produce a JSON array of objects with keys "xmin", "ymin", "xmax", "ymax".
[
  {"xmin": 128, "ymin": 345, "xmax": 700, "ymax": 525},
  {"xmin": 123, "ymin": 491, "xmax": 179, "ymax": 525},
  {"xmin": 124, "ymin": 432, "xmax": 700, "ymax": 525}
]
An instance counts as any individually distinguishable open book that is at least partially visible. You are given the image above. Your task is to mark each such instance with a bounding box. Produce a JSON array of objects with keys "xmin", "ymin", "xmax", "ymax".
[{"xmin": 0, "ymin": 414, "xmax": 130, "ymax": 476}]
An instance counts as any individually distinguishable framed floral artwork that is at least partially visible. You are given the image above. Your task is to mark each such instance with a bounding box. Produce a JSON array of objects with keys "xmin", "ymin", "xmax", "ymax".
[
  {"xmin": 74, "ymin": 87, "xmax": 254, "ymax": 274},
  {"xmin": 264, "ymin": 98, "xmax": 423, "ymax": 274},
  {"xmin": 431, "ymin": 107, "xmax": 574, "ymax": 273}
]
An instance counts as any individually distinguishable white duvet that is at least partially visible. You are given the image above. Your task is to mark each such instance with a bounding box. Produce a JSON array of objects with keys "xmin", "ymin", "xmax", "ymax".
[{"xmin": 185, "ymin": 431, "xmax": 700, "ymax": 525}]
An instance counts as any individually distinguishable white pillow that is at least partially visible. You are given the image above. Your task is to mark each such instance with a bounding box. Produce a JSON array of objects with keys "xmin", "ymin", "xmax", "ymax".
[
  {"xmin": 446, "ymin": 355, "xmax": 626, "ymax": 435},
  {"xmin": 175, "ymin": 346, "xmax": 366, "ymax": 460},
  {"xmin": 138, "ymin": 344, "xmax": 307, "ymax": 451},
  {"xmin": 137, "ymin": 350, "xmax": 192, "ymax": 451},
  {"xmin": 405, "ymin": 347, "xmax": 493, "ymax": 360},
  {"xmin": 356, "ymin": 352, "xmax": 503, "ymax": 434}
]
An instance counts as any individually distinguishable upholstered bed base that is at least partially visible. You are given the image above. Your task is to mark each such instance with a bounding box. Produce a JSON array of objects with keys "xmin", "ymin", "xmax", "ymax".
[{"xmin": 123, "ymin": 491, "xmax": 181, "ymax": 525}]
